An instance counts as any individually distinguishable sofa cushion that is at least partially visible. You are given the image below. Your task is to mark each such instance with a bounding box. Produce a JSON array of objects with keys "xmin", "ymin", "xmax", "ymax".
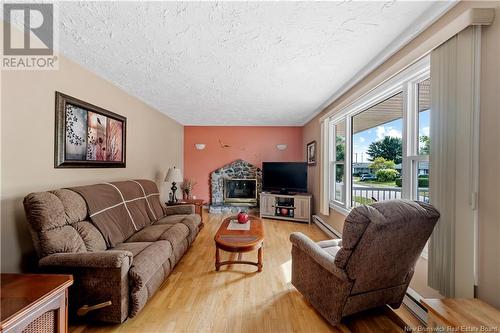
[
  {"xmin": 125, "ymin": 222, "xmax": 192, "ymax": 266},
  {"xmin": 72, "ymin": 221, "xmax": 107, "ymax": 252},
  {"xmin": 128, "ymin": 240, "xmax": 172, "ymax": 291},
  {"xmin": 158, "ymin": 224, "xmax": 190, "ymax": 264},
  {"xmin": 24, "ymin": 192, "xmax": 67, "ymax": 231},
  {"xmin": 155, "ymin": 214, "xmax": 186, "ymax": 224},
  {"xmin": 156, "ymin": 214, "xmax": 201, "ymax": 226},
  {"xmin": 125, "ymin": 224, "xmax": 174, "ymax": 243},
  {"xmin": 112, "ymin": 242, "xmax": 152, "ymax": 257},
  {"xmin": 69, "ymin": 181, "xmax": 154, "ymax": 247},
  {"xmin": 24, "ymin": 191, "xmax": 108, "ymax": 257},
  {"xmin": 110, "ymin": 240, "xmax": 172, "ymax": 318},
  {"xmin": 51, "ymin": 189, "xmax": 88, "ymax": 223},
  {"xmin": 125, "ymin": 221, "xmax": 198, "ymax": 244},
  {"xmin": 108, "ymin": 181, "xmax": 152, "ymax": 230},
  {"xmin": 39, "ymin": 225, "xmax": 87, "ymax": 256},
  {"xmin": 127, "ymin": 221, "xmax": 190, "ymax": 259},
  {"xmin": 323, "ymin": 245, "xmax": 341, "ymax": 258},
  {"xmin": 155, "ymin": 214, "xmax": 200, "ymax": 243},
  {"xmin": 132, "ymin": 179, "xmax": 165, "ymax": 222},
  {"xmin": 317, "ymin": 239, "xmax": 342, "ymax": 260}
]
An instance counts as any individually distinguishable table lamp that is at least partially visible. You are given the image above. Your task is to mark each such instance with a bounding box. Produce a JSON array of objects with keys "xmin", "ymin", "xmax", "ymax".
[{"xmin": 165, "ymin": 167, "xmax": 183, "ymax": 203}]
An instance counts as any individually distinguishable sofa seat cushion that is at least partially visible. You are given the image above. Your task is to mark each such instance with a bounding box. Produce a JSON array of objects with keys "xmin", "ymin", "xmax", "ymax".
[
  {"xmin": 125, "ymin": 240, "xmax": 172, "ymax": 317},
  {"xmin": 156, "ymin": 214, "xmax": 187, "ymax": 224},
  {"xmin": 125, "ymin": 225, "xmax": 174, "ymax": 243},
  {"xmin": 322, "ymin": 245, "xmax": 341, "ymax": 258},
  {"xmin": 317, "ymin": 239, "xmax": 342, "ymax": 259},
  {"xmin": 157, "ymin": 223, "xmax": 190, "ymax": 264},
  {"xmin": 126, "ymin": 241, "xmax": 172, "ymax": 292},
  {"xmin": 124, "ymin": 222, "xmax": 193, "ymax": 267},
  {"xmin": 112, "ymin": 242, "xmax": 152, "ymax": 257},
  {"xmin": 155, "ymin": 214, "xmax": 200, "ymax": 244},
  {"xmin": 156, "ymin": 214, "xmax": 200, "ymax": 226}
]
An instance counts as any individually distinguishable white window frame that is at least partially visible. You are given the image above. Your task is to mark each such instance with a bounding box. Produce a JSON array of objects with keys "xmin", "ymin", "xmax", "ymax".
[
  {"xmin": 326, "ymin": 56, "xmax": 430, "ymax": 214},
  {"xmin": 330, "ymin": 119, "xmax": 347, "ymax": 206},
  {"xmin": 405, "ymin": 75, "xmax": 431, "ymax": 202}
]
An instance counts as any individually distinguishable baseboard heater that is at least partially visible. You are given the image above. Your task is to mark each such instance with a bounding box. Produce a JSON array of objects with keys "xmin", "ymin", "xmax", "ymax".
[{"xmin": 312, "ymin": 215, "xmax": 342, "ymax": 238}]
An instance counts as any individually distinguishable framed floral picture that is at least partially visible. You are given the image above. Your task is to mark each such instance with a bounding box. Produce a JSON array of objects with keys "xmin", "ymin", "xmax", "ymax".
[
  {"xmin": 307, "ymin": 140, "xmax": 316, "ymax": 166},
  {"xmin": 55, "ymin": 92, "xmax": 126, "ymax": 168}
]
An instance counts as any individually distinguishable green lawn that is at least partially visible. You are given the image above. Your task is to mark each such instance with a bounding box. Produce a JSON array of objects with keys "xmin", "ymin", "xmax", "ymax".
[
  {"xmin": 353, "ymin": 196, "xmax": 375, "ymax": 205},
  {"xmin": 352, "ymin": 177, "xmax": 397, "ymax": 188}
]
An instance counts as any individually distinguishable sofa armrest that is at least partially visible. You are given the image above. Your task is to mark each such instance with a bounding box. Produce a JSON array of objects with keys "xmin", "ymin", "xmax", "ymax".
[
  {"xmin": 290, "ymin": 232, "xmax": 348, "ymax": 280},
  {"xmin": 163, "ymin": 204, "xmax": 195, "ymax": 216},
  {"xmin": 39, "ymin": 250, "xmax": 133, "ymax": 269},
  {"xmin": 39, "ymin": 250, "xmax": 132, "ymax": 323}
]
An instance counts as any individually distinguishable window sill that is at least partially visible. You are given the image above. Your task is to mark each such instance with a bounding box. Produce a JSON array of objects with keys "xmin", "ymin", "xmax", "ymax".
[{"xmin": 329, "ymin": 202, "xmax": 350, "ymax": 216}]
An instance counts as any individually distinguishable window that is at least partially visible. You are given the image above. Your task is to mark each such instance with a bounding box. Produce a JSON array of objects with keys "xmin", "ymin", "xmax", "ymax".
[
  {"xmin": 412, "ymin": 78, "xmax": 431, "ymax": 202},
  {"xmin": 330, "ymin": 121, "xmax": 346, "ymax": 204},
  {"xmin": 351, "ymin": 92, "xmax": 403, "ymax": 206},
  {"xmin": 418, "ymin": 79, "xmax": 431, "ymax": 156},
  {"xmin": 327, "ymin": 57, "xmax": 430, "ymax": 212}
]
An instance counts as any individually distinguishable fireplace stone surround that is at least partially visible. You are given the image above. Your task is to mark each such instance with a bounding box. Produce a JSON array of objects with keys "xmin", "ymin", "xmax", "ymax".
[{"xmin": 209, "ymin": 159, "xmax": 262, "ymax": 214}]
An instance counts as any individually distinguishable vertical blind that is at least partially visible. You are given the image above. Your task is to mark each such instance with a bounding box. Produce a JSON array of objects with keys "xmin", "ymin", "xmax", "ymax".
[{"xmin": 428, "ymin": 26, "xmax": 480, "ymax": 298}]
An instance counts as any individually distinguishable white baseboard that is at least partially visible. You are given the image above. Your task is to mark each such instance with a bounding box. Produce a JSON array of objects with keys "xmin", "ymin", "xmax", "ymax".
[{"xmin": 312, "ymin": 214, "xmax": 342, "ymax": 238}]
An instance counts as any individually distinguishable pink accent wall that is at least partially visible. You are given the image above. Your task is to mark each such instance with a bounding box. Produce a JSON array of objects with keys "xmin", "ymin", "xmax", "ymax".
[{"xmin": 184, "ymin": 126, "xmax": 304, "ymax": 202}]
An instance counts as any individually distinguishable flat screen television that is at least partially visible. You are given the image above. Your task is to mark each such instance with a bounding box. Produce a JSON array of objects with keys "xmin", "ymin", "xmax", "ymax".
[{"xmin": 262, "ymin": 162, "xmax": 308, "ymax": 194}]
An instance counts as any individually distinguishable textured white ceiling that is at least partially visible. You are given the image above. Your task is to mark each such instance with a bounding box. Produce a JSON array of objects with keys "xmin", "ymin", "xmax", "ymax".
[{"xmin": 56, "ymin": 1, "xmax": 452, "ymax": 126}]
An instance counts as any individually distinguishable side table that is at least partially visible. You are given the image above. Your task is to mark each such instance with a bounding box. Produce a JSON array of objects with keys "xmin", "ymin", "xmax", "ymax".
[{"xmin": 1, "ymin": 273, "xmax": 73, "ymax": 333}]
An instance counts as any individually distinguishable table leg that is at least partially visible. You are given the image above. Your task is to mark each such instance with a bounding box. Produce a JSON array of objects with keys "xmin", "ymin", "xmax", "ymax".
[
  {"xmin": 257, "ymin": 246, "xmax": 263, "ymax": 272},
  {"xmin": 215, "ymin": 245, "xmax": 220, "ymax": 271}
]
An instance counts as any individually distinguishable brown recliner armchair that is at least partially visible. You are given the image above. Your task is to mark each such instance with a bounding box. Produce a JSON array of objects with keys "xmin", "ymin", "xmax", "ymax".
[{"xmin": 290, "ymin": 200, "xmax": 440, "ymax": 326}]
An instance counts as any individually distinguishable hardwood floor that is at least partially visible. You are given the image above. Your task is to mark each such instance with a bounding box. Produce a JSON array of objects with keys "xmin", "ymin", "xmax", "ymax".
[{"xmin": 70, "ymin": 212, "xmax": 409, "ymax": 333}]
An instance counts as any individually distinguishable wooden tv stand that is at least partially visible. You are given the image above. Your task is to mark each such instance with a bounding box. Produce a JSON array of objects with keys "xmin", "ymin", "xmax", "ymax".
[{"xmin": 260, "ymin": 192, "xmax": 312, "ymax": 224}]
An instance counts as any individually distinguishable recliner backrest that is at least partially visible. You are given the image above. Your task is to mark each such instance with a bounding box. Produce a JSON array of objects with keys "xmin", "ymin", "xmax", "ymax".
[
  {"xmin": 24, "ymin": 189, "xmax": 107, "ymax": 258},
  {"xmin": 334, "ymin": 200, "xmax": 439, "ymax": 294}
]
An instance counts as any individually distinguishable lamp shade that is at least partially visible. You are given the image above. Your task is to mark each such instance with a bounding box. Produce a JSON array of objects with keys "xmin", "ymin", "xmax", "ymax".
[{"xmin": 164, "ymin": 167, "xmax": 183, "ymax": 183}]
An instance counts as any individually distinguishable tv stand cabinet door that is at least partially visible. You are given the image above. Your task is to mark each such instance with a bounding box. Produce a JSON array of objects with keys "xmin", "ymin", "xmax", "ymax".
[
  {"xmin": 260, "ymin": 194, "xmax": 275, "ymax": 216},
  {"xmin": 294, "ymin": 197, "xmax": 311, "ymax": 223}
]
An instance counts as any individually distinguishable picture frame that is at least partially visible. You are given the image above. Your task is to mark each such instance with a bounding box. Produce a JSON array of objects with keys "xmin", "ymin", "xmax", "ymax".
[
  {"xmin": 55, "ymin": 92, "xmax": 126, "ymax": 168},
  {"xmin": 306, "ymin": 140, "xmax": 316, "ymax": 166}
]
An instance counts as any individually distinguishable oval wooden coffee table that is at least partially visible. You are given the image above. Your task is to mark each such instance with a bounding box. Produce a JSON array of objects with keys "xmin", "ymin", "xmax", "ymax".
[{"xmin": 214, "ymin": 215, "xmax": 264, "ymax": 272}]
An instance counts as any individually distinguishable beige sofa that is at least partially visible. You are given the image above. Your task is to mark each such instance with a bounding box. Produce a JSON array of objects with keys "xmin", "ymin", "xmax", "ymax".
[
  {"xmin": 290, "ymin": 200, "xmax": 439, "ymax": 326},
  {"xmin": 23, "ymin": 179, "xmax": 200, "ymax": 323}
]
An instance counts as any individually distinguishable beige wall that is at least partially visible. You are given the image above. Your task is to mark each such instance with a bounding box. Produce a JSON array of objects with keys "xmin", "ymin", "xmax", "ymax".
[
  {"xmin": 303, "ymin": 1, "xmax": 500, "ymax": 307},
  {"xmin": 1, "ymin": 54, "xmax": 183, "ymax": 272}
]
